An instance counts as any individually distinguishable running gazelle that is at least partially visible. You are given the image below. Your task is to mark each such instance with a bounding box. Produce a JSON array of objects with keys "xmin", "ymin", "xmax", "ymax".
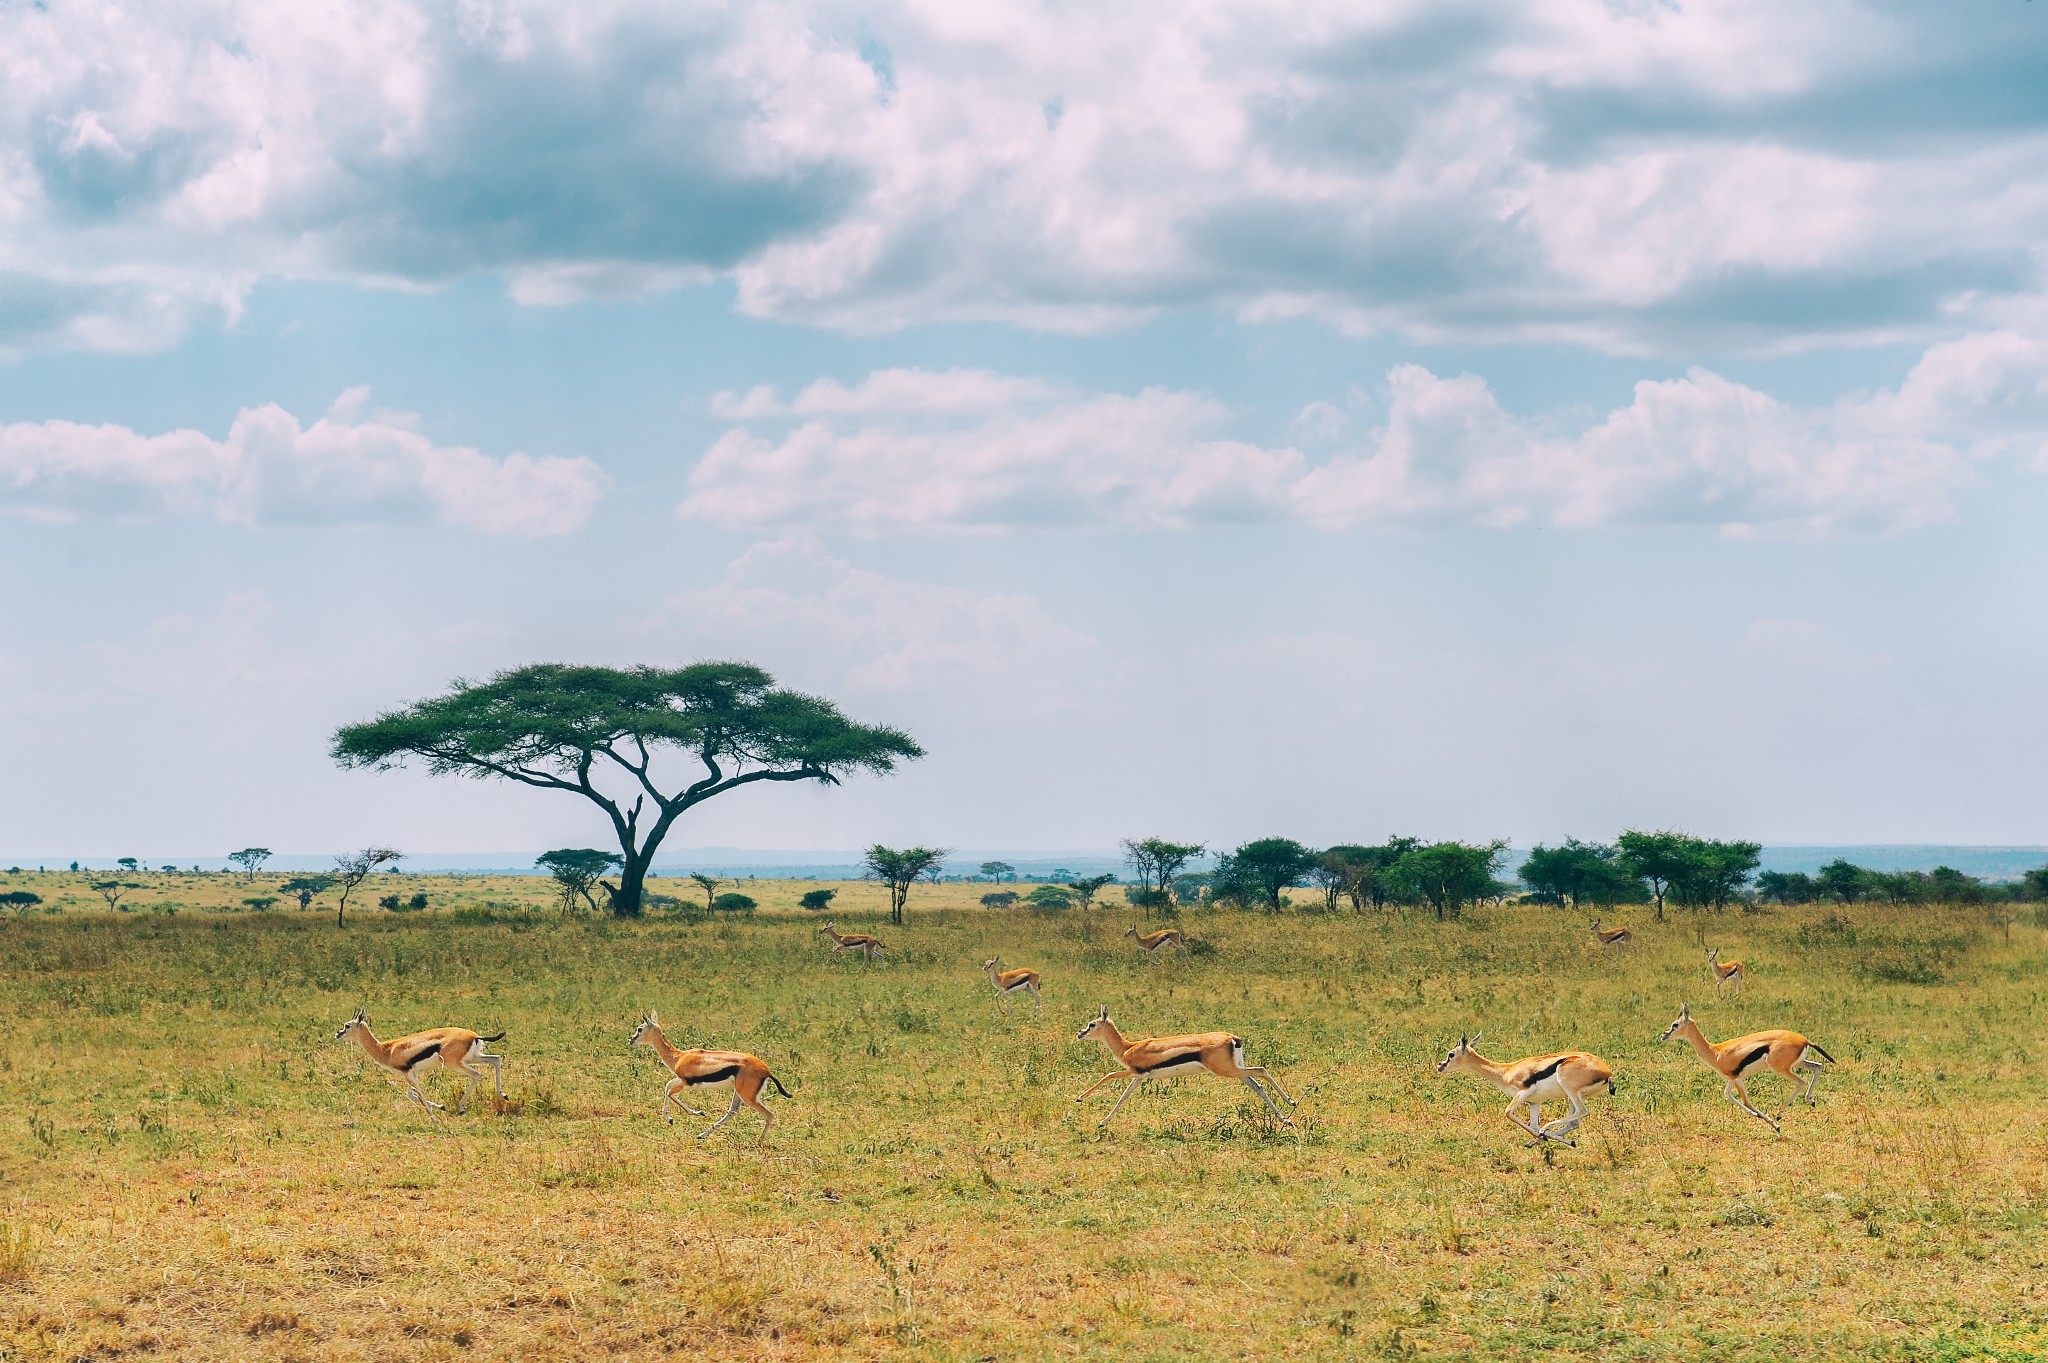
[
  {"xmin": 1074, "ymin": 1006, "xmax": 1296, "ymax": 1128},
  {"xmin": 1435, "ymin": 1033, "xmax": 1615, "ymax": 1147},
  {"xmin": 334, "ymin": 1008, "xmax": 507, "ymax": 1120},
  {"xmin": 630, "ymin": 1011, "xmax": 791, "ymax": 1139},
  {"xmin": 1590, "ymin": 920, "xmax": 1633, "ymax": 950},
  {"xmin": 981, "ymin": 957, "xmax": 1042, "ymax": 1011},
  {"xmin": 1123, "ymin": 925, "xmax": 1183, "ymax": 964},
  {"xmin": 1661, "ymin": 1003, "xmax": 1834, "ymax": 1132},
  {"xmin": 1707, "ymin": 947, "xmax": 1746, "ymax": 995},
  {"xmin": 818, "ymin": 922, "xmax": 884, "ymax": 964}
]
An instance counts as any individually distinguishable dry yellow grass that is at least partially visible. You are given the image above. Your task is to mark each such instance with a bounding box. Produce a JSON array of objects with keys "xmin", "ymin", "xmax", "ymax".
[{"xmin": 3, "ymin": 873, "xmax": 2046, "ymax": 1359}]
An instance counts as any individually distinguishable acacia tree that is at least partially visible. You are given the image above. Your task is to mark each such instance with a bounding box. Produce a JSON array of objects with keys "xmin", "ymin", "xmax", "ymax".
[
  {"xmin": 281, "ymin": 875, "xmax": 336, "ymax": 911},
  {"xmin": 1070, "ymin": 873, "xmax": 1115, "ymax": 911},
  {"xmin": 1616, "ymin": 830, "xmax": 1691, "ymax": 922},
  {"xmin": 537, "ymin": 848, "xmax": 620, "ymax": 914},
  {"xmin": 979, "ymin": 861, "xmax": 1016, "ymax": 883},
  {"xmin": 689, "ymin": 873, "xmax": 722, "ymax": 914},
  {"xmin": 91, "ymin": 880, "xmax": 142, "ymax": 911},
  {"xmin": 864, "ymin": 845, "xmax": 949, "ymax": 925},
  {"xmin": 1, "ymin": 891, "xmax": 42, "ymax": 912},
  {"xmin": 1120, "ymin": 837, "xmax": 1204, "ymax": 910},
  {"xmin": 1395, "ymin": 840, "xmax": 1507, "ymax": 921},
  {"xmin": 332, "ymin": 847, "xmax": 402, "ymax": 926},
  {"xmin": 332, "ymin": 662, "xmax": 923, "ymax": 917},
  {"xmin": 228, "ymin": 848, "xmax": 272, "ymax": 881},
  {"xmin": 1219, "ymin": 838, "xmax": 1317, "ymax": 911}
]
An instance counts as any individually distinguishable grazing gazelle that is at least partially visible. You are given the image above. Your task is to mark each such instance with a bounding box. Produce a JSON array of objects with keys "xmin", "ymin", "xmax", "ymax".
[
  {"xmin": 1123, "ymin": 924, "xmax": 1184, "ymax": 964},
  {"xmin": 981, "ymin": 957, "xmax": 1042, "ymax": 1011},
  {"xmin": 1707, "ymin": 947, "xmax": 1746, "ymax": 996},
  {"xmin": 817, "ymin": 922, "xmax": 884, "ymax": 964},
  {"xmin": 630, "ymin": 1011, "xmax": 791, "ymax": 1139},
  {"xmin": 1661, "ymin": 1003, "xmax": 1835, "ymax": 1132},
  {"xmin": 1590, "ymin": 920, "xmax": 1633, "ymax": 951},
  {"xmin": 1074, "ymin": 1006, "xmax": 1295, "ymax": 1128},
  {"xmin": 334, "ymin": 1007, "xmax": 507, "ymax": 1120},
  {"xmin": 1435, "ymin": 1033, "xmax": 1615, "ymax": 1148}
]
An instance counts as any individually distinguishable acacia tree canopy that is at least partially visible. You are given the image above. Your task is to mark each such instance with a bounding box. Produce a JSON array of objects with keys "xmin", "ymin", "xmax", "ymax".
[
  {"xmin": 332, "ymin": 661, "xmax": 924, "ymax": 916},
  {"xmin": 864, "ymin": 844, "xmax": 950, "ymax": 926}
]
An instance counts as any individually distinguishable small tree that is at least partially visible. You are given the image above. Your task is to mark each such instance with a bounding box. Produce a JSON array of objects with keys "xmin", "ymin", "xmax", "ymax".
[
  {"xmin": 2022, "ymin": 865, "xmax": 2048, "ymax": 901},
  {"xmin": 242, "ymin": 895, "xmax": 280, "ymax": 911},
  {"xmin": 332, "ymin": 847, "xmax": 402, "ymax": 926},
  {"xmin": 537, "ymin": 848, "xmax": 621, "ymax": 915},
  {"xmin": 1070, "ymin": 873, "xmax": 1115, "ymax": 912},
  {"xmin": 1024, "ymin": 884, "xmax": 1074, "ymax": 911},
  {"xmin": 1616, "ymin": 830, "xmax": 1691, "ymax": 922},
  {"xmin": 711, "ymin": 891, "xmax": 757, "ymax": 913},
  {"xmin": 799, "ymin": 888, "xmax": 838, "ymax": 912},
  {"xmin": 1816, "ymin": 858, "xmax": 1872, "ymax": 904},
  {"xmin": 1221, "ymin": 838, "xmax": 1317, "ymax": 911},
  {"xmin": 116, "ymin": 858, "xmax": 140, "ymax": 874},
  {"xmin": 1755, "ymin": 870, "xmax": 1815, "ymax": 905},
  {"xmin": 91, "ymin": 880, "xmax": 142, "ymax": 911},
  {"xmin": 1683, "ymin": 840, "xmax": 1762, "ymax": 913},
  {"xmin": 864, "ymin": 845, "xmax": 949, "ymax": 926},
  {"xmin": 979, "ymin": 861, "xmax": 1017, "ymax": 883},
  {"xmin": 281, "ymin": 875, "xmax": 337, "ymax": 911},
  {"xmin": 228, "ymin": 848, "xmax": 272, "ymax": 881},
  {"xmin": 1394, "ymin": 841, "xmax": 1507, "ymax": 921},
  {"xmin": 980, "ymin": 891, "xmax": 1020, "ymax": 910},
  {"xmin": 689, "ymin": 873, "xmax": 722, "ymax": 915},
  {"xmin": 0, "ymin": 891, "xmax": 42, "ymax": 913},
  {"xmin": 1120, "ymin": 838, "xmax": 1205, "ymax": 901}
]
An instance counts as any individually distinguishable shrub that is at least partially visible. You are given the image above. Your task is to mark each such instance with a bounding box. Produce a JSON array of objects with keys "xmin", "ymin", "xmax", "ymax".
[
  {"xmin": 1025, "ymin": 885, "xmax": 1074, "ymax": 912},
  {"xmin": 711, "ymin": 892, "xmax": 757, "ymax": 914},
  {"xmin": 980, "ymin": 891, "xmax": 1019, "ymax": 910},
  {"xmin": 242, "ymin": 896, "xmax": 279, "ymax": 912},
  {"xmin": 799, "ymin": 888, "xmax": 838, "ymax": 911},
  {"xmin": 408, "ymin": 892, "xmax": 429, "ymax": 911}
]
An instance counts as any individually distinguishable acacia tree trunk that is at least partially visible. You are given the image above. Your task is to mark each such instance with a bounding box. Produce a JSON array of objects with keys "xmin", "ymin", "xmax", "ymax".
[{"xmin": 611, "ymin": 856, "xmax": 650, "ymax": 918}]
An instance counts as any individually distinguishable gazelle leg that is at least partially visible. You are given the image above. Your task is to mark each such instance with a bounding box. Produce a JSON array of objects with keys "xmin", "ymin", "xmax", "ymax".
[
  {"xmin": 698, "ymin": 1093, "xmax": 743, "ymax": 1139},
  {"xmin": 1075, "ymin": 1068, "xmax": 1137, "ymax": 1102},
  {"xmin": 1505, "ymin": 1096, "xmax": 1543, "ymax": 1145},
  {"xmin": 406, "ymin": 1072, "xmax": 444, "ymax": 1120},
  {"xmin": 1540, "ymin": 1090, "xmax": 1589, "ymax": 1144},
  {"xmin": 1237, "ymin": 1065, "xmax": 1297, "ymax": 1108},
  {"xmin": 1100, "ymin": 1077, "xmax": 1144, "ymax": 1128},
  {"xmin": 1723, "ymin": 1079, "xmax": 1779, "ymax": 1131},
  {"xmin": 478, "ymin": 1051, "xmax": 506, "ymax": 1100},
  {"xmin": 1028, "ymin": 983, "xmax": 1041, "ymax": 1013},
  {"xmin": 663, "ymin": 1077, "xmax": 705, "ymax": 1123},
  {"xmin": 1240, "ymin": 1076, "xmax": 1292, "ymax": 1125}
]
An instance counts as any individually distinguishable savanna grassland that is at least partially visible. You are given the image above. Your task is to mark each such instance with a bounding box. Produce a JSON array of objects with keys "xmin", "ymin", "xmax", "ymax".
[{"xmin": 3, "ymin": 875, "xmax": 2046, "ymax": 1361}]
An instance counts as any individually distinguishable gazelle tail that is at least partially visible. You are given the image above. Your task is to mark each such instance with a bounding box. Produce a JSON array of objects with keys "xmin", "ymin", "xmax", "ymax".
[
  {"xmin": 478, "ymin": 1032, "xmax": 507, "ymax": 1043},
  {"xmin": 768, "ymin": 1074, "xmax": 792, "ymax": 1099},
  {"xmin": 1802, "ymin": 1043, "xmax": 1836, "ymax": 1066}
]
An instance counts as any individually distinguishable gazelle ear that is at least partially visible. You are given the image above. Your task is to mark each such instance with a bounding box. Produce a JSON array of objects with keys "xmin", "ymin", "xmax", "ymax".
[
  {"xmin": 649, "ymin": 1009, "xmax": 661, "ymax": 1026},
  {"xmin": 1469, "ymin": 1031, "xmax": 1482, "ymax": 1047},
  {"xmin": 1459, "ymin": 1033, "xmax": 1468, "ymax": 1049},
  {"xmin": 1097, "ymin": 1005, "xmax": 1109, "ymax": 1020}
]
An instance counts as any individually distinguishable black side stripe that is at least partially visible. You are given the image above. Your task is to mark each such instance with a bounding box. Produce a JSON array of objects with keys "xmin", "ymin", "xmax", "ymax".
[
  {"xmin": 1733, "ymin": 1043, "xmax": 1772, "ymax": 1074},
  {"xmin": 685, "ymin": 1064, "xmax": 742, "ymax": 1086},
  {"xmin": 1521, "ymin": 1057, "xmax": 1564, "ymax": 1088},
  {"xmin": 1134, "ymin": 1051, "xmax": 1202, "ymax": 1074},
  {"xmin": 402, "ymin": 1042, "xmax": 443, "ymax": 1070}
]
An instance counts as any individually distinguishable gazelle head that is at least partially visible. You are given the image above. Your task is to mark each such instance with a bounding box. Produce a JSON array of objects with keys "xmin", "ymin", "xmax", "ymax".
[
  {"xmin": 630, "ymin": 1009, "xmax": 663, "ymax": 1047},
  {"xmin": 1076, "ymin": 1005, "xmax": 1113, "ymax": 1043},
  {"xmin": 1122, "ymin": 925, "xmax": 1137, "ymax": 940},
  {"xmin": 982, "ymin": 957, "xmax": 1002, "ymax": 972},
  {"xmin": 1706, "ymin": 947, "xmax": 1720, "ymax": 965},
  {"xmin": 1589, "ymin": 920, "xmax": 1600, "ymax": 932},
  {"xmin": 817, "ymin": 922, "xmax": 834, "ymax": 935},
  {"xmin": 1435, "ymin": 1031, "xmax": 1483, "ymax": 1075},
  {"xmin": 334, "ymin": 1006, "xmax": 368, "ymax": 1041},
  {"xmin": 1660, "ymin": 1003, "xmax": 1693, "ymax": 1041}
]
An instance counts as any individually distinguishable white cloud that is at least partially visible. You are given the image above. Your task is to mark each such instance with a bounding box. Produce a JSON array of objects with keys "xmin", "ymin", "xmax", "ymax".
[
  {"xmin": 657, "ymin": 534, "xmax": 1108, "ymax": 710},
  {"xmin": 7, "ymin": 1, "xmax": 2048, "ymax": 352},
  {"xmin": 0, "ymin": 389, "xmax": 606, "ymax": 533},
  {"xmin": 683, "ymin": 335, "xmax": 2048, "ymax": 537}
]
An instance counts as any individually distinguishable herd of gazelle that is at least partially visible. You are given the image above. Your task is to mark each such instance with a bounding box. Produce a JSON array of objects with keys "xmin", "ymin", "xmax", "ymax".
[{"xmin": 337, "ymin": 915, "xmax": 1832, "ymax": 1144}]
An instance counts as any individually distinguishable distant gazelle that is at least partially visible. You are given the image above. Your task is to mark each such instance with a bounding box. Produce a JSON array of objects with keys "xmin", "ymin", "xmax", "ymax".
[
  {"xmin": 1590, "ymin": 920, "xmax": 1633, "ymax": 951},
  {"xmin": 1074, "ymin": 1006, "xmax": 1295, "ymax": 1128},
  {"xmin": 1435, "ymin": 1033, "xmax": 1614, "ymax": 1148},
  {"xmin": 334, "ymin": 1007, "xmax": 507, "ymax": 1121},
  {"xmin": 630, "ymin": 1011, "xmax": 790, "ymax": 1139},
  {"xmin": 981, "ymin": 957, "xmax": 1042, "ymax": 1011},
  {"xmin": 1707, "ymin": 947, "xmax": 1746, "ymax": 996},
  {"xmin": 818, "ymin": 922, "xmax": 884, "ymax": 964},
  {"xmin": 1661, "ymin": 1004, "xmax": 1835, "ymax": 1133},
  {"xmin": 1123, "ymin": 924, "xmax": 1183, "ymax": 964}
]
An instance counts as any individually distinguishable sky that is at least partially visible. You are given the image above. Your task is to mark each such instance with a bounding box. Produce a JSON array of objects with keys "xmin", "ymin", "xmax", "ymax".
[{"xmin": 3, "ymin": 0, "xmax": 2048, "ymax": 861}]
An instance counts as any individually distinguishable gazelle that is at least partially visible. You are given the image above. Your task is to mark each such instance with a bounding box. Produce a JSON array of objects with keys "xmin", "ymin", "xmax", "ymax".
[
  {"xmin": 981, "ymin": 957, "xmax": 1042, "ymax": 1011},
  {"xmin": 1707, "ymin": 947, "xmax": 1746, "ymax": 996},
  {"xmin": 1435, "ymin": 1033, "xmax": 1615, "ymax": 1148},
  {"xmin": 1590, "ymin": 920, "xmax": 1633, "ymax": 951},
  {"xmin": 1123, "ymin": 924, "xmax": 1183, "ymax": 964},
  {"xmin": 630, "ymin": 1011, "xmax": 791, "ymax": 1139},
  {"xmin": 1074, "ymin": 1006, "xmax": 1295, "ymax": 1128},
  {"xmin": 333, "ymin": 1008, "xmax": 507, "ymax": 1120},
  {"xmin": 1660, "ymin": 1004, "xmax": 1835, "ymax": 1132},
  {"xmin": 818, "ymin": 922, "xmax": 884, "ymax": 964}
]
